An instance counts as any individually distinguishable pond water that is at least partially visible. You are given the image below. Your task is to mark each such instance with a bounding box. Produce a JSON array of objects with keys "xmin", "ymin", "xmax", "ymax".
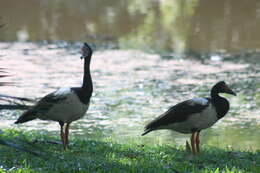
[
  {"xmin": 1, "ymin": 0, "xmax": 260, "ymax": 53},
  {"xmin": 0, "ymin": 42, "xmax": 259, "ymax": 151}
]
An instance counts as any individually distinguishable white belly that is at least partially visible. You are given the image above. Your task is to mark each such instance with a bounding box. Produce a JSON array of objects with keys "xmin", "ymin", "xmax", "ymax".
[
  {"xmin": 39, "ymin": 93, "xmax": 89, "ymax": 123},
  {"xmin": 161, "ymin": 104, "xmax": 219, "ymax": 133}
]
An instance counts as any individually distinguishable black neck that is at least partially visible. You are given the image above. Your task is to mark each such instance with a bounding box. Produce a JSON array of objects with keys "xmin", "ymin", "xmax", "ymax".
[
  {"xmin": 73, "ymin": 55, "xmax": 93, "ymax": 104},
  {"xmin": 211, "ymin": 87, "xmax": 229, "ymax": 119},
  {"xmin": 82, "ymin": 56, "xmax": 93, "ymax": 97}
]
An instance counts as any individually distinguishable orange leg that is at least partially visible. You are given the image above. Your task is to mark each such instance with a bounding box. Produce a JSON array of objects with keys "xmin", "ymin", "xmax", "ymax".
[
  {"xmin": 64, "ymin": 122, "xmax": 71, "ymax": 149},
  {"xmin": 190, "ymin": 132, "xmax": 197, "ymax": 155},
  {"xmin": 195, "ymin": 131, "xmax": 200, "ymax": 153},
  {"xmin": 59, "ymin": 122, "xmax": 66, "ymax": 150}
]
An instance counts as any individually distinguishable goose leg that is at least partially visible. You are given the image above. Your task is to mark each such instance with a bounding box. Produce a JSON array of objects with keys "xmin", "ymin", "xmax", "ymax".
[
  {"xmin": 195, "ymin": 131, "xmax": 200, "ymax": 153},
  {"xmin": 59, "ymin": 121, "xmax": 66, "ymax": 150},
  {"xmin": 190, "ymin": 132, "xmax": 197, "ymax": 155},
  {"xmin": 64, "ymin": 122, "xmax": 71, "ymax": 149}
]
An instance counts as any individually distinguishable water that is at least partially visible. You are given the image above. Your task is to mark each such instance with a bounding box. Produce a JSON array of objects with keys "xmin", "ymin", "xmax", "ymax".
[
  {"xmin": 1, "ymin": 0, "xmax": 260, "ymax": 53},
  {"xmin": 0, "ymin": 42, "xmax": 259, "ymax": 151}
]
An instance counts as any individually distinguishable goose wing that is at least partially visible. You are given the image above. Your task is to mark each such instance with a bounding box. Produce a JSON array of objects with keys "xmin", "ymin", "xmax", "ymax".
[
  {"xmin": 15, "ymin": 88, "xmax": 69, "ymax": 123},
  {"xmin": 34, "ymin": 91, "xmax": 68, "ymax": 113},
  {"xmin": 144, "ymin": 98, "xmax": 210, "ymax": 133}
]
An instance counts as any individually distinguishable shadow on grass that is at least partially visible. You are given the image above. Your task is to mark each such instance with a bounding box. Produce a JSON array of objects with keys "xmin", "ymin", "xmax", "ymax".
[{"xmin": 0, "ymin": 129, "xmax": 259, "ymax": 173}]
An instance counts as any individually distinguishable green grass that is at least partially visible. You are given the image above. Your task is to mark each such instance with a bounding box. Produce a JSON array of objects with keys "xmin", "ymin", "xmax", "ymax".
[{"xmin": 0, "ymin": 129, "xmax": 259, "ymax": 173}]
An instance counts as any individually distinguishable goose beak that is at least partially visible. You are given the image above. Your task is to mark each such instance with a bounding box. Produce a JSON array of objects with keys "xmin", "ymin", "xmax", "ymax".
[{"xmin": 225, "ymin": 86, "xmax": 236, "ymax": 96}]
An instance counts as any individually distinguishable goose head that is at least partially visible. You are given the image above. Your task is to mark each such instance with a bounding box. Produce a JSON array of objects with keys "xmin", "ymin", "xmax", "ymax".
[
  {"xmin": 81, "ymin": 42, "xmax": 92, "ymax": 59},
  {"xmin": 213, "ymin": 81, "xmax": 236, "ymax": 96}
]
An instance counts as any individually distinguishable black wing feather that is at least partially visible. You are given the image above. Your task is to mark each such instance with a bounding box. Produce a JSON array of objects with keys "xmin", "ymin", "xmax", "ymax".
[
  {"xmin": 34, "ymin": 92, "xmax": 67, "ymax": 113},
  {"xmin": 143, "ymin": 98, "xmax": 210, "ymax": 134},
  {"xmin": 15, "ymin": 90, "xmax": 68, "ymax": 124}
]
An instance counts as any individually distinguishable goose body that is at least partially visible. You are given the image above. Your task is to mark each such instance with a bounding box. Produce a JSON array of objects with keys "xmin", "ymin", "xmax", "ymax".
[
  {"xmin": 42, "ymin": 88, "xmax": 90, "ymax": 122},
  {"xmin": 142, "ymin": 81, "xmax": 236, "ymax": 155},
  {"xmin": 159, "ymin": 98, "xmax": 218, "ymax": 133},
  {"xmin": 15, "ymin": 43, "xmax": 93, "ymax": 149},
  {"xmin": 20, "ymin": 87, "xmax": 89, "ymax": 123}
]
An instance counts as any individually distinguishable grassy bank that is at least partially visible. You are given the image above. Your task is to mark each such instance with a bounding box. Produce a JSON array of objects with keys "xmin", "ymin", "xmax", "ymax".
[{"xmin": 0, "ymin": 129, "xmax": 259, "ymax": 173}]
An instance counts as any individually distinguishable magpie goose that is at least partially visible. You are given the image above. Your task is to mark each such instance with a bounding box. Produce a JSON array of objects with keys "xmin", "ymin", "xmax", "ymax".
[
  {"xmin": 142, "ymin": 81, "xmax": 236, "ymax": 155},
  {"xmin": 15, "ymin": 43, "xmax": 93, "ymax": 150}
]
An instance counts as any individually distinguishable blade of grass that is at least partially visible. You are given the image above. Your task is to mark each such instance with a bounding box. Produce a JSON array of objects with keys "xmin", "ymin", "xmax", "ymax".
[
  {"xmin": 0, "ymin": 94, "xmax": 35, "ymax": 102},
  {"xmin": 0, "ymin": 104, "xmax": 31, "ymax": 110},
  {"xmin": 0, "ymin": 139, "xmax": 47, "ymax": 158}
]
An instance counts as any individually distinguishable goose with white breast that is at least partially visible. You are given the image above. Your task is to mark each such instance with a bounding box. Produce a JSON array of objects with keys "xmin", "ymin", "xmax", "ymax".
[
  {"xmin": 15, "ymin": 43, "xmax": 94, "ymax": 150},
  {"xmin": 142, "ymin": 81, "xmax": 236, "ymax": 155}
]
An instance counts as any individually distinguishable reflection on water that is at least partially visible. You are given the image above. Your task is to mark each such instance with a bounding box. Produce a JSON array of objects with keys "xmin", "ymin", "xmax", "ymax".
[
  {"xmin": 0, "ymin": 42, "xmax": 259, "ymax": 151},
  {"xmin": 1, "ymin": 0, "xmax": 260, "ymax": 52}
]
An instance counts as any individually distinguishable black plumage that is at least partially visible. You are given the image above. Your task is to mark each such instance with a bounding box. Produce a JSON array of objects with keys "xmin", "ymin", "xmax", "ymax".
[{"xmin": 142, "ymin": 98, "xmax": 210, "ymax": 135}]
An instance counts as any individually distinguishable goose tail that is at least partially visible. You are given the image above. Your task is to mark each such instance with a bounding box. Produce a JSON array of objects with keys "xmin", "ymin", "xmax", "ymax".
[{"xmin": 15, "ymin": 109, "xmax": 37, "ymax": 124}]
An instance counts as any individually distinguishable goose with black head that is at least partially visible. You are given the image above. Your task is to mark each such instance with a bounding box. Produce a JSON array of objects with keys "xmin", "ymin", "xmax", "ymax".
[
  {"xmin": 142, "ymin": 81, "xmax": 236, "ymax": 155},
  {"xmin": 15, "ymin": 43, "xmax": 94, "ymax": 150}
]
